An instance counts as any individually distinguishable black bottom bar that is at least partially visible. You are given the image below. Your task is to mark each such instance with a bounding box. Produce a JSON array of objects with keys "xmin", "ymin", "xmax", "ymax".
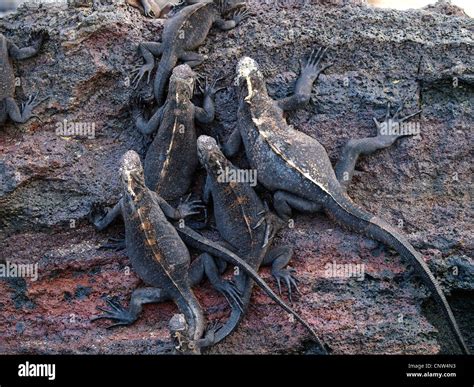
[{"xmin": 0, "ymin": 355, "xmax": 472, "ymax": 386}]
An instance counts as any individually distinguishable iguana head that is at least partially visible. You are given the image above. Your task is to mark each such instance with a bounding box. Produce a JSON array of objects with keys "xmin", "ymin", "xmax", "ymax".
[
  {"xmin": 168, "ymin": 64, "xmax": 196, "ymax": 102},
  {"xmin": 236, "ymin": 57, "xmax": 268, "ymax": 103},
  {"xmin": 197, "ymin": 135, "xmax": 228, "ymax": 177},
  {"xmin": 121, "ymin": 150, "xmax": 146, "ymax": 200}
]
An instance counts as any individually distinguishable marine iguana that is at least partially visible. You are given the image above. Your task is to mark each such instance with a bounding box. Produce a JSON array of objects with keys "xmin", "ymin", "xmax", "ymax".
[
  {"xmin": 196, "ymin": 135, "xmax": 328, "ymax": 352},
  {"xmin": 223, "ymin": 50, "xmax": 469, "ymax": 354},
  {"xmin": 131, "ymin": 0, "xmax": 248, "ymax": 105},
  {"xmin": 0, "ymin": 31, "xmax": 47, "ymax": 127},
  {"xmin": 133, "ymin": 64, "xmax": 218, "ymax": 201},
  {"xmin": 90, "ymin": 150, "xmax": 323, "ymax": 351}
]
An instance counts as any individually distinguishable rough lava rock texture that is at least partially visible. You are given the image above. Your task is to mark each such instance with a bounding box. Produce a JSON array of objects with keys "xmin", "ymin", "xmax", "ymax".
[{"xmin": 0, "ymin": 0, "xmax": 472, "ymax": 354}]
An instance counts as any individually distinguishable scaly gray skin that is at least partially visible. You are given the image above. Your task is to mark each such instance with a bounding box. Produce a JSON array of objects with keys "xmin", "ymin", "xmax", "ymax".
[
  {"xmin": 0, "ymin": 32, "xmax": 47, "ymax": 127},
  {"xmin": 224, "ymin": 50, "xmax": 469, "ymax": 354},
  {"xmin": 131, "ymin": 0, "xmax": 248, "ymax": 105},
  {"xmin": 196, "ymin": 135, "xmax": 327, "ymax": 352},
  {"xmin": 90, "ymin": 150, "xmax": 322, "ymax": 352},
  {"xmin": 133, "ymin": 64, "xmax": 217, "ymax": 201}
]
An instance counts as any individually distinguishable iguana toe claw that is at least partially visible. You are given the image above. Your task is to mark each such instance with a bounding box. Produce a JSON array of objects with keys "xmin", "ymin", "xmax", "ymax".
[
  {"xmin": 219, "ymin": 281, "xmax": 244, "ymax": 312},
  {"xmin": 285, "ymin": 276, "xmax": 293, "ymax": 302},
  {"xmin": 373, "ymin": 100, "xmax": 423, "ymax": 141},
  {"xmin": 400, "ymin": 110, "xmax": 422, "ymax": 123},
  {"xmin": 106, "ymin": 299, "xmax": 124, "ymax": 311},
  {"xmin": 275, "ymin": 277, "xmax": 282, "ymax": 296},
  {"xmin": 273, "ymin": 269, "xmax": 299, "ymax": 301},
  {"xmin": 302, "ymin": 47, "xmax": 330, "ymax": 79},
  {"xmin": 290, "ymin": 277, "xmax": 300, "ymax": 295},
  {"xmin": 92, "ymin": 299, "xmax": 135, "ymax": 327}
]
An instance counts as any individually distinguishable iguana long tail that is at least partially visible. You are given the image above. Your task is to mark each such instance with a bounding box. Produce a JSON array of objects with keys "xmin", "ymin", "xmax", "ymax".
[
  {"xmin": 325, "ymin": 193, "xmax": 469, "ymax": 354},
  {"xmin": 176, "ymin": 225, "xmax": 328, "ymax": 352},
  {"xmin": 154, "ymin": 53, "xmax": 178, "ymax": 105},
  {"xmin": 174, "ymin": 288, "xmax": 205, "ymax": 342}
]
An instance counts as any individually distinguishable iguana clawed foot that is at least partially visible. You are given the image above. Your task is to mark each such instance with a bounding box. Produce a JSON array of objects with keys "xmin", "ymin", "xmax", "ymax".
[
  {"xmin": 21, "ymin": 94, "xmax": 49, "ymax": 123},
  {"xmin": 130, "ymin": 95, "xmax": 147, "ymax": 120},
  {"xmin": 131, "ymin": 62, "xmax": 154, "ymax": 89},
  {"xmin": 272, "ymin": 267, "xmax": 299, "ymax": 302},
  {"xmin": 216, "ymin": 280, "xmax": 244, "ymax": 312},
  {"xmin": 177, "ymin": 194, "xmax": 206, "ymax": 219},
  {"xmin": 301, "ymin": 47, "xmax": 333, "ymax": 81},
  {"xmin": 197, "ymin": 76, "xmax": 224, "ymax": 97},
  {"xmin": 142, "ymin": 2, "xmax": 155, "ymax": 18},
  {"xmin": 92, "ymin": 299, "xmax": 137, "ymax": 328},
  {"xmin": 372, "ymin": 100, "xmax": 422, "ymax": 145},
  {"xmin": 230, "ymin": 7, "xmax": 250, "ymax": 25}
]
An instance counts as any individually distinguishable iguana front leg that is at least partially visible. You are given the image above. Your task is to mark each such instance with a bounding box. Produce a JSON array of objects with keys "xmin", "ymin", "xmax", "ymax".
[
  {"xmin": 140, "ymin": 0, "xmax": 157, "ymax": 17},
  {"xmin": 156, "ymin": 193, "xmax": 205, "ymax": 220},
  {"xmin": 133, "ymin": 99, "xmax": 164, "ymax": 135},
  {"xmin": 5, "ymin": 95, "xmax": 45, "ymax": 124},
  {"xmin": 131, "ymin": 42, "xmax": 163, "ymax": 88},
  {"xmin": 277, "ymin": 47, "xmax": 332, "ymax": 112},
  {"xmin": 195, "ymin": 77, "xmax": 220, "ymax": 124},
  {"xmin": 335, "ymin": 102, "xmax": 422, "ymax": 190},
  {"xmin": 89, "ymin": 199, "xmax": 123, "ymax": 231}
]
